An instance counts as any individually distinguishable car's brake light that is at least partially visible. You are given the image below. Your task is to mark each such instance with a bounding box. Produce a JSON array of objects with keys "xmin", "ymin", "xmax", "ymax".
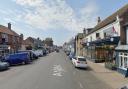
[{"xmin": 77, "ymin": 61, "xmax": 80, "ymax": 63}]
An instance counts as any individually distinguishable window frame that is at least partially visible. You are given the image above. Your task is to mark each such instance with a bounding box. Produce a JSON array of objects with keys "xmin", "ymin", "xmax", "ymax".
[{"xmin": 119, "ymin": 52, "xmax": 128, "ymax": 70}]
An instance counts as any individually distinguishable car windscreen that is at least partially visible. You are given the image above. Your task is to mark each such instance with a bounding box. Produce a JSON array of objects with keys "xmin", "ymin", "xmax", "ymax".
[{"xmin": 78, "ymin": 58, "xmax": 86, "ymax": 61}]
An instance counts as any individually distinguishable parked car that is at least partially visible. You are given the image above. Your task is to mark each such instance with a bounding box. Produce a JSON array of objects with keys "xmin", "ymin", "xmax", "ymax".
[
  {"xmin": 0, "ymin": 61, "xmax": 9, "ymax": 71},
  {"xmin": 3, "ymin": 52, "xmax": 31, "ymax": 65},
  {"xmin": 66, "ymin": 51, "xmax": 70, "ymax": 56},
  {"xmin": 55, "ymin": 49, "xmax": 59, "ymax": 52},
  {"xmin": 34, "ymin": 50, "xmax": 43, "ymax": 57},
  {"xmin": 72, "ymin": 56, "xmax": 87, "ymax": 68},
  {"xmin": 69, "ymin": 52, "xmax": 75, "ymax": 60},
  {"xmin": 18, "ymin": 50, "xmax": 38, "ymax": 60},
  {"xmin": 43, "ymin": 49, "xmax": 47, "ymax": 56},
  {"xmin": 119, "ymin": 85, "xmax": 128, "ymax": 89}
]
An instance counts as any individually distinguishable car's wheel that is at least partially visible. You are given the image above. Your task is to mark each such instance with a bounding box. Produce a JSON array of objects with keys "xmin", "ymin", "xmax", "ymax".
[
  {"xmin": 25, "ymin": 60, "xmax": 30, "ymax": 64},
  {"xmin": 74, "ymin": 63, "xmax": 78, "ymax": 68}
]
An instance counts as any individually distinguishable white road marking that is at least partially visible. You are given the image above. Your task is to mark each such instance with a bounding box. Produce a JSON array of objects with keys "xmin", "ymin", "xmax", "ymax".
[
  {"xmin": 53, "ymin": 72, "xmax": 62, "ymax": 77},
  {"xmin": 52, "ymin": 64, "xmax": 65, "ymax": 77},
  {"xmin": 78, "ymin": 82, "xmax": 84, "ymax": 89}
]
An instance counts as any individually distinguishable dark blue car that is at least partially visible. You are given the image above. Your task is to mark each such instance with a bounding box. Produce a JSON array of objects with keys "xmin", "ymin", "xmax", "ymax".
[
  {"xmin": 18, "ymin": 50, "xmax": 38, "ymax": 60},
  {"xmin": 4, "ymin": 52, "xmax": 31, "ymax": 65}
]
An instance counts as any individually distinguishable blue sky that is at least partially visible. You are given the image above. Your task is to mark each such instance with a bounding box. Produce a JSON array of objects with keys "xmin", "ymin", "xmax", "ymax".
[{"xmin": 0, "ymin": 0, "xmax": 127, "ymax": 45}]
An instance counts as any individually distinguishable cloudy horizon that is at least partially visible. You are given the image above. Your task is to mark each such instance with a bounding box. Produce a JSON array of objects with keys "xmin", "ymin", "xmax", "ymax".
[{"xmin": 0, "ymin": 0, "xmax": 127, "ymax": 45}]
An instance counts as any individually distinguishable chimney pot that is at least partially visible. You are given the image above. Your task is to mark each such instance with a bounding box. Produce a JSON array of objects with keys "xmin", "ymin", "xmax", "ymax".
[
  {"xmin": 8, "ymin": 23, "xmax": 11, "ymax": 30},
  {"xmin": 83, "ymin": 28, "xmax": 86, "ymax": 34},
  {"xmin": 98, "ymin": 17, "xmax": 101, "ymax": 23}
]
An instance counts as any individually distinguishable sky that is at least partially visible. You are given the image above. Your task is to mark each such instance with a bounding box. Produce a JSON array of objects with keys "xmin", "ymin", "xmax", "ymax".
[{"xmin": 0, "ymin": 0, "xmax": 127, "ymax": 45}]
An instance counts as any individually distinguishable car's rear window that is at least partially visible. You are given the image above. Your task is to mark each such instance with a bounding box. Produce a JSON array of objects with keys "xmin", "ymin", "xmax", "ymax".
[{"xmin": 78, "ymin": 58, "xmax": 86, "ymax": 61}]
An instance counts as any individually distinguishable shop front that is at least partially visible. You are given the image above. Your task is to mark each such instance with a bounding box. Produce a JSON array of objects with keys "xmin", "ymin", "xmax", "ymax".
[{"xmin": 84, "ymin": 36, "xmax": 119, "ymax": 63}]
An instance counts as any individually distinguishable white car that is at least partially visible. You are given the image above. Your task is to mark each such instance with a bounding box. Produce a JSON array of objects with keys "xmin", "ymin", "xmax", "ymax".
[
  {"xmin": 72, "ymin": 56, "xmax": 87, "ymax": 68},
  {"xmin": 34, "ymin": 50, "xmax": 43, "ymax": 57}
]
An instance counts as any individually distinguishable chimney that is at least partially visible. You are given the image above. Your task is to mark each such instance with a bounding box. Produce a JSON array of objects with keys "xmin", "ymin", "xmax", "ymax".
[
  {"xmin": 20, "ymin": 34, "xmax": 24, "ymax": 43},
  {"xmin": 83, "ymin": 28, "xmax": 86, "ymax": 34},
  {"xmin": 20, "ymin": 34, "xmax": 24, "ymax": 39},
  {"xmin": 97, "ymin": 17, "xmax": 101, "ymax": 24},
  {"xmin": 8, "ymin": 23, "xmax": 11, "ymax": 30}
]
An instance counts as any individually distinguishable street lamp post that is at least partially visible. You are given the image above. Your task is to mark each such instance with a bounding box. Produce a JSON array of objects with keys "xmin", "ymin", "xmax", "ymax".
[{"xmin": 87, "ymin": 42, "xmax": 90, "ymax": 59}]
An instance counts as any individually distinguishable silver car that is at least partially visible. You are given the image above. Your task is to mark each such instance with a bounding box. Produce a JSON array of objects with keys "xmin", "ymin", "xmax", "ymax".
[{"xmin": 0, "ymin": 62, "xmax": 9, "ymax": 71}]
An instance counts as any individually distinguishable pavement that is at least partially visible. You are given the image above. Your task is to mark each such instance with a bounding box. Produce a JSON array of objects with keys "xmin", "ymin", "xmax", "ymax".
[
  {"xmin": 0, "ymin": 50, "xmax": 113, "ymax": 89},
  {"xmin": 87, "ymin": 60, "xmax": 128, "ymax": 89}
]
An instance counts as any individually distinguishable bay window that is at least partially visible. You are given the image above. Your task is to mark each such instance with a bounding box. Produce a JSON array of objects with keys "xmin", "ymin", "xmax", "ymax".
[{"xmin": 119, "ymin": 52, "xmax": 128, "ymax": 69}]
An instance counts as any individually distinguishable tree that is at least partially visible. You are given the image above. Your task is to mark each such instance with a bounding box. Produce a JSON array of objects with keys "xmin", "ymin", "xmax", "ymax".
[{"xmin": 44, "ymin": 38, "xmax": 53, "ymax": 47}]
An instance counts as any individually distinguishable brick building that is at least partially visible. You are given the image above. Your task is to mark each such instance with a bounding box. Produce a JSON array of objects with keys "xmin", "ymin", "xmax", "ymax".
[
  {"xmin": 22, "ymin": 37, "xmax": 43, "ymax": 50},
  {"xmin": 0, "ymin": 23, "xmax": 23, "ymax": 55}
]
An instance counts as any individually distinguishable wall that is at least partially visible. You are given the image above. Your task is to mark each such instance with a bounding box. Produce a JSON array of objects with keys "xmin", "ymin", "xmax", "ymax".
[
  {"xmin": 85, "ymin": 19, "xmax": 120, "ymax": 42},
  {"xmin": 120, "ymin": 9, "xmax": 128, "ymax": 44}
]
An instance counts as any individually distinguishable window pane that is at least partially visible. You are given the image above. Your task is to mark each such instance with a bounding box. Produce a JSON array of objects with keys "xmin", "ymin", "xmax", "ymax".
[
  {"xmin": 78, "ymin": 58, "xmax": 86, "ymax": 61},
  {"xmin": 124, "ymin": 53, "xmax": 128, "ymax": 56},
  {"xmin": 124, "ymin": 57, "xmax": 127, "ymax": 68},
  {"xmin": 120, "ymin": 53, "xmax": 123, "ymax": 55},
  {"xmin": 120, "ymin": 56, "xmax": 123, "ymax": 67}
]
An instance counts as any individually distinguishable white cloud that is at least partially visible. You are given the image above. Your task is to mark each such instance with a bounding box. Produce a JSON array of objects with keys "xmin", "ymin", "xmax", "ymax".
[
  {"xmin": 13, "ymin": 0, "xmax": 99, "ymax": 33},
  {"xmin": 14, "ymin": 0, "xmax": 42, "ymax": 7},
  {"xmin": 79, "ymin": 2, "xmax": 99, "ymax": 28}
]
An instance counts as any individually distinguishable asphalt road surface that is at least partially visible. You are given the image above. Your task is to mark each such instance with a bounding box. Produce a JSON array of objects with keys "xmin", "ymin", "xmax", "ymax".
[{"xmin": 0, "ymin": 50, "xmax": 113, "ymax": 89}]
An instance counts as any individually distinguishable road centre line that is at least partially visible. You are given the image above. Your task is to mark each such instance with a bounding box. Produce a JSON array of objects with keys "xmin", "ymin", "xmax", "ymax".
[{"xmin": 78, "ymin": 82, "xmax": 84, "ymax": 89}]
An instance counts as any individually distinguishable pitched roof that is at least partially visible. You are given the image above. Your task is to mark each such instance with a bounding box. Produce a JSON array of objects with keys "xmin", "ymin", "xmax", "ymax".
[
  {"xmin": 0, "ymin": 25, "xmax": 19, "ymax": 36},
  {"xmin": 88, "ymin": 4, "xmax": 128, "ymax": 35},
  {"xmin": 25, "ymin": 37, "xmax": 34, "ymax": 42}
]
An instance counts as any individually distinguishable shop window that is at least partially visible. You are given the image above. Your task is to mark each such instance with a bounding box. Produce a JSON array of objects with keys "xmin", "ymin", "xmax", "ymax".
[
  {"xmin": 124, "ymin": 53, "xmax": 128, "ymax": 56},
  {"xmin": 124, "ymin": 57, "xmax": 128, "ymax": 68},
  {"xmin": 120, "ymin": 56, "xmax": 123, "ymax": 67},
  {"xmin": 120, "ymin": 53, "xmax": 123, "ymax": 55},
  {"xmin": 119, "ymin": 52, "xmax": 128, "ymax": 69}
]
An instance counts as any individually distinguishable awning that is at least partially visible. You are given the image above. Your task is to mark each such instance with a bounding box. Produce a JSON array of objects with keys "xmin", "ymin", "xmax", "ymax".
[
  {"xmin": 84, "ymin": 36, "xmax": 120, "ymax": 46},
  {"xmin": 115, "ymin": 45, "xmax": 128, "ymax": 51}
]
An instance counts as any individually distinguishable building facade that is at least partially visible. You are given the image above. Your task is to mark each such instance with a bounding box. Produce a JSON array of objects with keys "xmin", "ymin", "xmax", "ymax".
[
  {"xmin": 75, "ymin": 33, "xmax": 85, "ymax": 56},
  {"xmin": 81, "ymin": 4, "xmax": 128, "ymax": 76},
  {"xmin": 0, "ymin": 23, "xmax": 22, "ymax": 55},
  {"xmin": 82, "ymin": 5, "xmax": 125, "ymax": 64},
  {"xmin": 22, "ymin": 37, "xmax": 43, "ymax": 50},
  {"xmin": 115, "ymin": 4, "xmax": 128, "ymax": 76}
]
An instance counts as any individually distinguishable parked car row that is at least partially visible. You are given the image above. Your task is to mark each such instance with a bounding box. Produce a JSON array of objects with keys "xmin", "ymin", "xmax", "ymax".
[{"xmin": 0, "ymin": 49, "xmax": 49, "ymax": 71}]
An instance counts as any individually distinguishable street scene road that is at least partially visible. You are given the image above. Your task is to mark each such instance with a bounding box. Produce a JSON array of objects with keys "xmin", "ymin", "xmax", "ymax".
[
  {"xmin": 0, "ymin": 51, "xmax": 112, "ymax": 89},
  {"xmin": 0, "ymin": 1, "xmax": 128, "ymax": 89}
]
